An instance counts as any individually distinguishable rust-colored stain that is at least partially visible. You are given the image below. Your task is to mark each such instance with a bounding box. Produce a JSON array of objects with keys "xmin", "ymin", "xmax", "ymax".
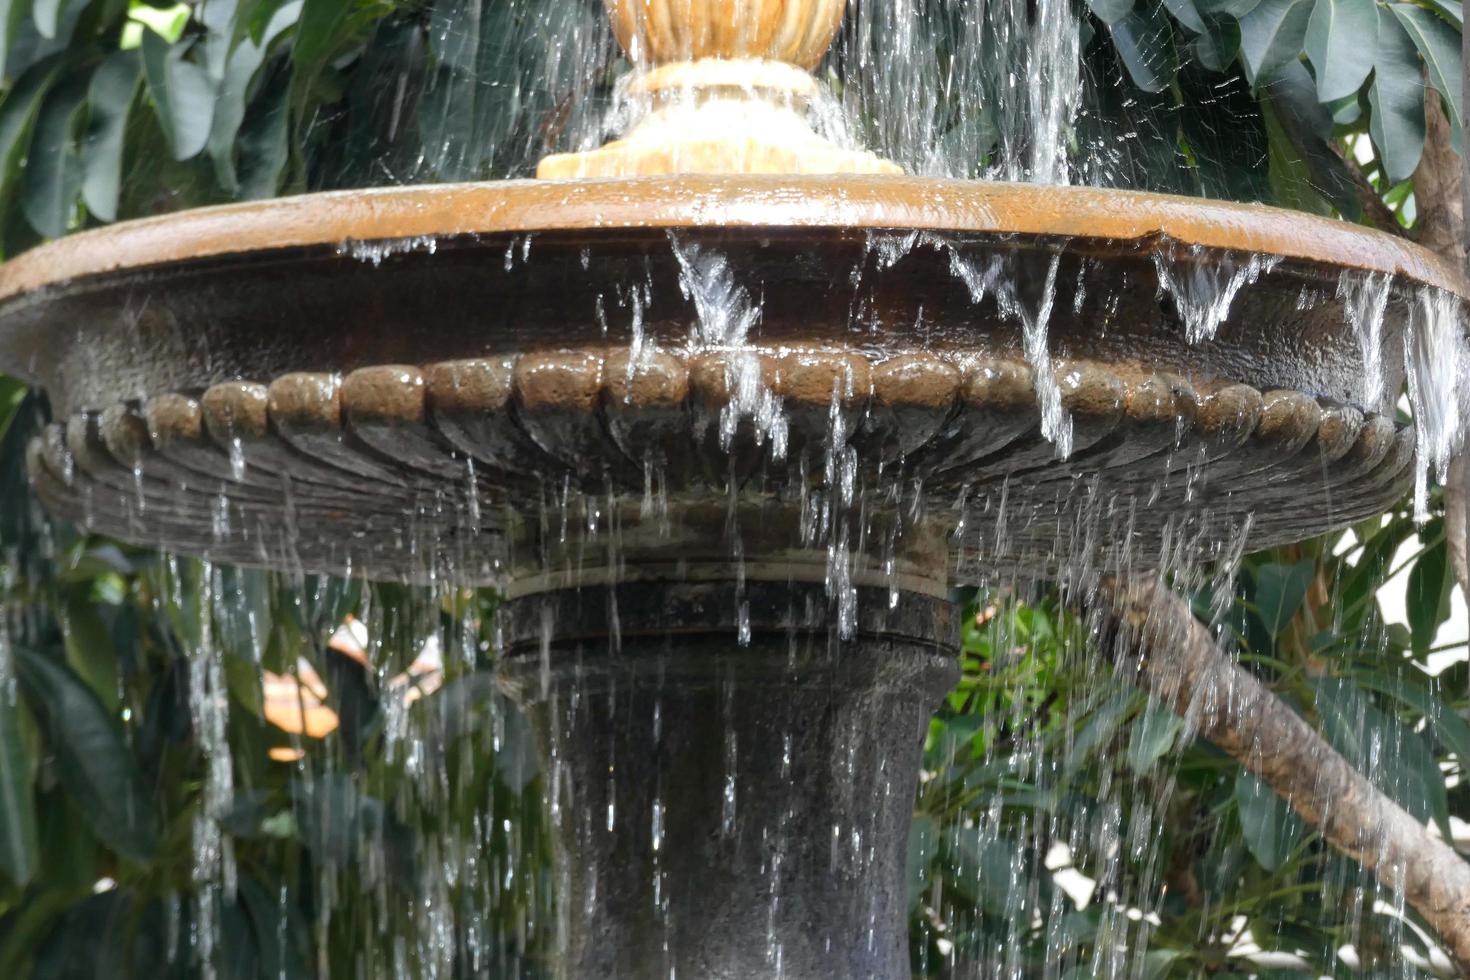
[
  {"xmin": 0, "ymin": 177, "xmax": 1463, "ymax": 301},
  {"xmin": 606, "ymin": 0, "xmax": 846, "ymax": 68}
]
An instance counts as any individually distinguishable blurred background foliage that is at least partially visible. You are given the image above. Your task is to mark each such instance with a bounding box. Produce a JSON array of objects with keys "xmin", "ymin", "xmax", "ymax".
[{"xmin": 0, "ymin": 0, "xmax": 1463, "ymax": 975}]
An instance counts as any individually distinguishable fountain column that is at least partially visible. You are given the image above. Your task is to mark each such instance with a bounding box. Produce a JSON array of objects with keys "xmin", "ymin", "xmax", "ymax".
[
  {"xmin": 536, "ymin": 0, "xmax": 899, "ymax": 178},
  {"xmin": 498, "ymin": 502, "xmax": 956, "ymax": 978},
  {"xmin": 500, "ymin": 579, "xmax": 956, "ymax": 979},
  {"xmin": 512, "ymin": 3, "xmax": 952, "ymax": 977}
]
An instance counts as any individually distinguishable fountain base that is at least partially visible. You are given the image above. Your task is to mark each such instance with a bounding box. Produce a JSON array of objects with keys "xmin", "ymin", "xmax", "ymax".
[
  {"xmin": 536, "ymin": 59, "xmax": 901, "ymax": 179},
  {"xmin": 499, "ymin": 579, "xmax": 959, "ymax": 980}
]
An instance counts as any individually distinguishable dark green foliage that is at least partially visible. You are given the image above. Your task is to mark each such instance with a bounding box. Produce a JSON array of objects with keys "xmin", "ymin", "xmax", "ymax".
[
  {"xmin": 909, "ymin": 519, "xmax": 1467, "ymax": 973},
  {"xmin": 0, "ymin": 0, "xmax": 1462, "ymax": 976},
  {"xmin": 0, "ymin": 0, "xmax": 1448, "ymax": 245}
]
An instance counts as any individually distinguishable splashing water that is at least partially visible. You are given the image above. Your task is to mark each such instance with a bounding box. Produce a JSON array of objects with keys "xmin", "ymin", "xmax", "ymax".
[
  {"xmin": 335, "ymin": 235, "xmax": 440, "ymax": 267},
  {"xmin": 1007, "ymin": 254, "xmax": 1071, "ymax": 455},
  {"xmin": 670, "ymin": 235, "xmax": 788, "ymax": 456},
  {"xmin": 1402, "ymin": 286, "xmax": 1466, "ymax": 522},
  {"xmin": 835, "ymin": 0, "xmax": 1083, "ymax": 180},
  {"xmin": 1025, "ymin": 0, "xmax": 1081, "ymax": 184},
  {"xmin": 1338, "ymin": 269, "xmax": 1394, "ymax": 410},
  {"xmin": 8, "ymin": 2, "xmax": 1470, "ymax": 977},
  {"xmin": 1153, "ymin": 244, "xmax": 1281, "ymax": 345}
]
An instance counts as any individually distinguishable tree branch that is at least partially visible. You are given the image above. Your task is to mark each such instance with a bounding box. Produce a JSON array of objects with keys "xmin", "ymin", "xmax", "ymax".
[
  {"xmin": 1413, "ymin": 80, "xmax": 1470, "ymax": 603},
  {"xmin": 1339, "ymin": 150, "xmax": 1410, "ymax": 238},
  {"xmin": 1094, "ymin": 575, "xmax": 1470, "ymax": 977}
]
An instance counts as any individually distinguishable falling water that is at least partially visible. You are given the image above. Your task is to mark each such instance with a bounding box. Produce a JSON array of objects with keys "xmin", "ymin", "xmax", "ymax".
[
  {"xmin": 671, "ymin": 235, "xmax": 789, "ymax": 456},
  {"xmin": 1153, "ymin": 244, "xmax": 1281, "ymax": 345},
  {"xmin": 1339, "ymin": 269, "xmax": 1394, "ymax": 410},
  {"xmin": 1402, "ymin": 286, "xmax": 1466, "ymax": 522},
  {"xmin": 2, "ymin": 1, "xmax": 1466, "ymax": 978},
  {"xmin": 336, "ymin": 236, "xmax": 440, "ymax": 267}
]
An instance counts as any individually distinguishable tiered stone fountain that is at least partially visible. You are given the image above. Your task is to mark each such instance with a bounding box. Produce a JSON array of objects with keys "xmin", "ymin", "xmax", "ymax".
[{"xmin": 0, "ymin": 1, "xmax": 1464, "ymax": 977}]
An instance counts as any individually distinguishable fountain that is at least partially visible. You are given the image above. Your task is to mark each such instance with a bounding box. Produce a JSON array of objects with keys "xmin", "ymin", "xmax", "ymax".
[{"xmin": 0, "ymin": 0, "xmax": 1465, "ymax": 977}]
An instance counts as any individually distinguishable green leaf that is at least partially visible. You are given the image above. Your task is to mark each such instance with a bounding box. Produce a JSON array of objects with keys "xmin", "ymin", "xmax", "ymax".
[
  {"xmin": 56, "ymin": 543, "xmax": 133, "ymax": 583},
  {"xmin": 0, "ymin": 376, "xmax": 23, "ymax": 440},
  {"xmin": 1419, "ymin": 0, "xmax": 1462, "ymax": 23},
  {"xmin": 1340, "ymin": 517, "xmax": 1418, "ymax": 625},
  {"xmin": 238, "ymin": 873, "xmax": 309, "ymax": 980},
  {"xmin": 1260, "ymin": 59, "xmax": 1361, "ymax": 216},
  {"xmin": 14, "ymin": 648, "xmax": 158, "ymax": 863},
  {"xmin": 1368, "ymin": 4, "xmax": 1427, "ymax": 182},
  {"xmin": 1314, "ymin": 677, "xmax": 1451, "ymax": 836},
  {"xmin": 1235, "ymin": 771, "xmax": 1305, "ymax": 871},
  {"xmin": 196, "ymin": 0, "xmax": 240, "ymax": 82},
  {"xmin": 1252, "ymin": 558, "xmax": 1315, "ymax": 634},
  {"xmin": 0, "ymin": 0, "xmax": 33, "ymax": 81},
  {"xmin": 0, "ymin": 884, "xmax": 76, "ymax": 978},
  {"xmin": 1326, "ymin": 91, "xmax": 1363, "ymax": 123},
  {"xmin": 1199, "ymin": 0, "xmax": 1264, "ymax": 14},
  {"xmin": 1390, "ymin": 3, "xmax": 1463, "ymax": 151},
  {"xmin": 290, "ymin": 0, "xmax": 391, "ymax": 112},
  {"xmin": 947, "ymin": 827, "xmax": 1039, "ymax": 919},
  {"xmin": 0, "ymin": 693, "xmax": 39, "ymax": 886},
  {"xmin": 1065, "ymin": 691, "xmax": 1140, "ymax": 775},
  {"xmin": 1304, "ymin": 0, "xmax": 1378, "ymax": 101},
  {"xmin": 222, "ymin": 653, "xmax": 264, "ymax": 719},
  {"xmin": 235, "ymin": 61, "xmax": 290, "ymax": 200},
  {"xmin": 1110, "ymin": 2, "xmax": 1179, "ymax": 92},
  {"xmin": 30, "ymin": 891, "xmax": 131, "ymax": 980},
  {"xmin": 907, "ymin": 814, "xmax": 938, "ymax": 909},
  {"xmin": 1164, "ymin": 0, "xmax": 1207, "ymax": 32},
  {"xmin": 1142, "ymin": 950, "xmax": 1181, "ymax": 978},
  {"xmin": 218, "ymin": 897, "xmax": 262, "ymax": 980},
  {"xmin": 1127, "ymin": 702, "xmax": 1186, "ymax": 772},
  {"xmin": 291, "ymin": 774, "xmax": 415, "ymax": 883},
  {"xmin": 141, "ymin": 28, "xmax": 216, "ymax": 161},
  {"xmin": 28, "ymin": 0, "xmax": 65, "ymax": 40},
  {"xmin": 1239, "ymin": 0, "xmax": 1313, "ymax": 86},
  {"xmin": 1347, "ymin": 667, "xmax": 1470, "ymax": 765},
  {"xmin": 19, "ymin": 65, "xmax": 86, "ymax": 239},
  {"xmin": 1194, "ymin": 18, "xmax": 1243, "ymax": 69},
  {"xmin": 0, "ymin": 54, "xmax": 68, "ymax": 201},
  {"xmin": 207, "ymin": 0, "xmax": 300, "ymax": 193},
  {"xmin": 60, "ymin": 593, "xmax": 119, "ymax": 711},
  {"xmin": 1091, "ymin": 0, "xmax": 1136, "ymax": 25},
  {"xmin": 1406, "ymin": 533, "xmax": 1452, "ymax": 658},
  {"xmin": 79, "ymin": 50, "xmax": 140, "ymax": 223}
]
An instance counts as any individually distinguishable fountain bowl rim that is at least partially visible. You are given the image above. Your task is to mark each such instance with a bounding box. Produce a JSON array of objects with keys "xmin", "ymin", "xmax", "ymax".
[{"xmin": 0, "ymin": 175, "xmax": 1464, "ymax": 305}]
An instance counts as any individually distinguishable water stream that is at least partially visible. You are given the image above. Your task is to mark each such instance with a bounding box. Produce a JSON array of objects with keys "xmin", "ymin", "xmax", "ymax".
[{"xmin": 1, "ymin": 0, "xmax": 1467, "ymax": 977}]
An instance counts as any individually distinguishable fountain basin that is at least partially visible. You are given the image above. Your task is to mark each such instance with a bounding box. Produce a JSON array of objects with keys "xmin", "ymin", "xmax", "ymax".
[
  {"xmin": 3, "ymin": 174, "xmax": 1466, "ymax": 980},
  {"xmin": 0, "ymin": 176, "xmax": 1459, "ymax": 581},
  {"xmin": 499, "ymin": 580, "xmax": 957, "ymax": 979}
]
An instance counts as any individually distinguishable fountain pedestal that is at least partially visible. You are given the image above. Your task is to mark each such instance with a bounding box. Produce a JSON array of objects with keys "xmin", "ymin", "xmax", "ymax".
[
  {"xmin": 0, "ymin": 0, "xmax": 1459, "ymax": 975},
  {"xmin": 536, "ymin": 0, "xmax": 899, "ymax": 178},
  {"xmin": 500, "ymin": 581, "xmax": 958, "ymax": 980}
]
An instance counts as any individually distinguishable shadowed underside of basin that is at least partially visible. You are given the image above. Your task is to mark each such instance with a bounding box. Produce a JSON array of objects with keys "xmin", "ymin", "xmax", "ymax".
[
  {"xmin": 0, "ymin": 177, "xmax": 1458, "ymax": 583},
  {"xmin": 0, "ymin": 167, "xmax": 1455, "ymax": 980},
  {"xmin": 25, "ymin": 346, "xmax": 1411, "ymax": 583}
]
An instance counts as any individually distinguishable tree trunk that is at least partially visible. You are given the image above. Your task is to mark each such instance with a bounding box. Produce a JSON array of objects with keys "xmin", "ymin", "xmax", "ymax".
[
  {"xmin": 1415, "ymin": 75, "xmax": 1470, "ymax": 599},
  {"xmin": 1095, "ymin": 576, "xmax": 1470, "ymax": 976}
]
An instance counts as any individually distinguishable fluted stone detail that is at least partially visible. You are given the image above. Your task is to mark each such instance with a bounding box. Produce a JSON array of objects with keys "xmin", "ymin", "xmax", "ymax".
[
  {"xmin": 28, "ymin": 346, "xmax": 1413, "ymax": 585},
  {"xmin": 536, "ymin": 0, "xmax": 899, "ymax": 177}
]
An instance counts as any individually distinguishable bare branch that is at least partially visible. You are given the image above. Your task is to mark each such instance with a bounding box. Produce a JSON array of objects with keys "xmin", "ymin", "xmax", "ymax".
[
  {"xmin": 1095, "ymin": 576, "xmax": 1470, "ymax": 977},
  {"xmin": 1414, "ymin": 80, "xmax": 1470, "ymax": 601}
]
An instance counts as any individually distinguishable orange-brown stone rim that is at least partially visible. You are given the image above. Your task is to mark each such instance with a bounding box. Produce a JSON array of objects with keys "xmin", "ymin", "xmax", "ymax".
[{"xmin": 0, "ymin": 175, "xmax": 1465, "ymax": 303}]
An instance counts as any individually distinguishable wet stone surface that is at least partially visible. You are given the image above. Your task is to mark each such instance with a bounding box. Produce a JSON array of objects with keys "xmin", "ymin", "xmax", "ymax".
[
  {"xmin": 26, "ymin": 345, "xmax": 1411, "ymax": 584},
  {"xmin": 1, "ymin": 179, "xmax": 1456, "ymax": 586}
]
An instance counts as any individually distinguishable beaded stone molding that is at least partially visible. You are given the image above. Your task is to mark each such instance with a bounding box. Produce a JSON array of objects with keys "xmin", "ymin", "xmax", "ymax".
[
  {"xmin": 26, "ymin": 347, "xmax": 1411, "ymax": 584},
  {"xmin": 0, "ymin": 178, "xmax": 1459, "ymax": 586},
  {"xmin": 535, "ymin": 0, "xmax": 899, "ymax": 177}
]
